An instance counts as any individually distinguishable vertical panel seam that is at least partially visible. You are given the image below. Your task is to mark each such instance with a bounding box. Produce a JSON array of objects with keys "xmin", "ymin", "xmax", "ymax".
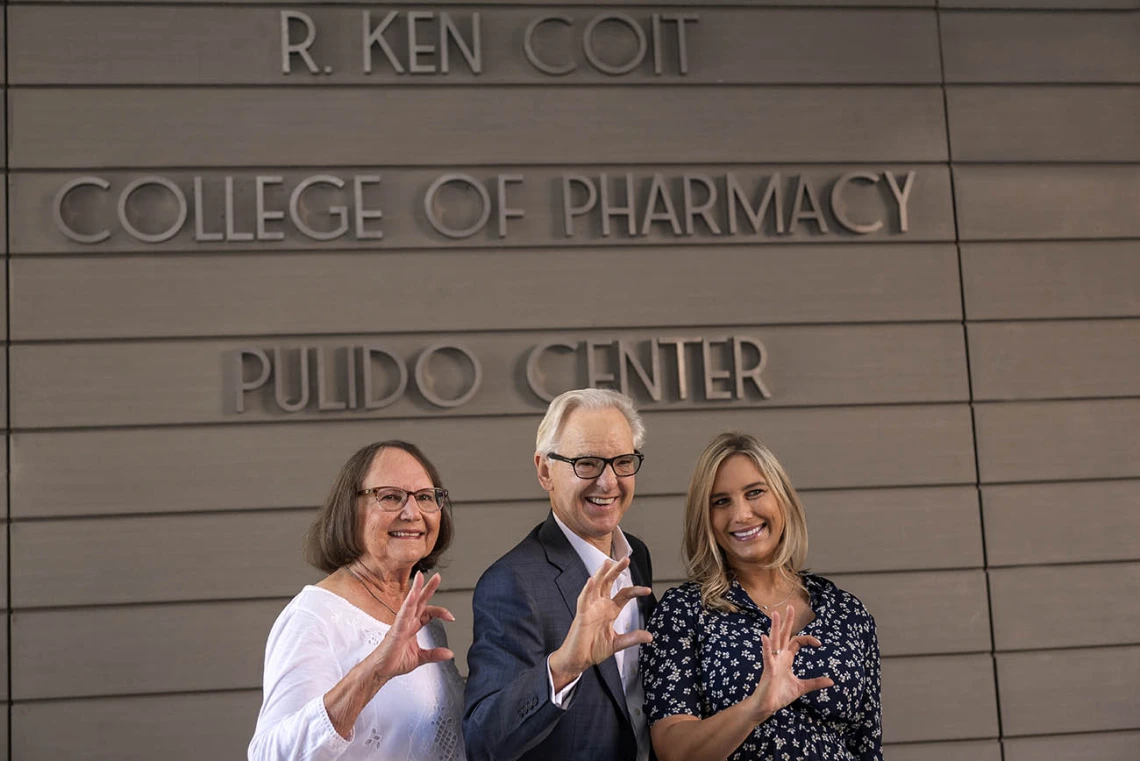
[
  {"xmin": 4, "ymin": 0, "xmax": 11, "ymax": 756},
  {"xmin": 936, "ymin": 1, "xmax": 1006, "ymax": 754}
]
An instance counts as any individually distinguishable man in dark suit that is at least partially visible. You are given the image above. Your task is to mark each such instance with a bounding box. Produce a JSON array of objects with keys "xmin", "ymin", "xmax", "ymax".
[{"xmin": 464, "ymin": 388, "xmax": 655, "ymax": 761}]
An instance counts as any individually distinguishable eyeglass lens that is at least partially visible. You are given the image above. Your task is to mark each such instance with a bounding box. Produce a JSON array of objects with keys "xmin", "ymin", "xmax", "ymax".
[
  {"xmin": 370, "ymin": 487, "xmax": 444, "ymax": 512},
  {"xmin": 573, "ymin": 455, "xmax": 640, "ymax": 478}
]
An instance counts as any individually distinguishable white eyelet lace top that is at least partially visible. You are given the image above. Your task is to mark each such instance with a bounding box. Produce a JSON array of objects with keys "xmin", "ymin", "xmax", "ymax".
[{"xmin": 249, "ymin": 585, "xmax": 466, "ymax": 761}]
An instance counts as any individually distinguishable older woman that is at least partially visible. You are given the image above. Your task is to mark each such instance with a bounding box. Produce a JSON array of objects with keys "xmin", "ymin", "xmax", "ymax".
[
  {"xmin": 641, "ymin": 432, "xmax": 881, "ymax": 761},
  {"xmin": 249, "ymin": 440, "xmax": 465, "ymax": 761}
]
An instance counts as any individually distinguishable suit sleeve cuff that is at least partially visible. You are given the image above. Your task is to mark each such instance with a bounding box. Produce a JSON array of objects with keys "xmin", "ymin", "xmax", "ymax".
[{"xmin": 546, "ymin": 655, "xmax": 581, "ymax": 709}]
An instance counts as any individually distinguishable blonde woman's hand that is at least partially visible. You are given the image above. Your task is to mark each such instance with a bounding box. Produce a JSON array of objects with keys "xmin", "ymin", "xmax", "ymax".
[{"xmin": 747, "ymin": 605, "xmax": 834, "ymax": 722}]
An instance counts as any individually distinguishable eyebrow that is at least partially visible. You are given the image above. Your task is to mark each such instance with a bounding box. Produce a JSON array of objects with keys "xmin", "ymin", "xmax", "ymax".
[{"xmin": 709, "ymin": 480, "xmax": 768, "ymax": 499}]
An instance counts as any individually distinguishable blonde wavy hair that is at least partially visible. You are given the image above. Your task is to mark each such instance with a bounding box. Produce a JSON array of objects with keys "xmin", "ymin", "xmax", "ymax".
[{"xmin": 683, "ymin": 432, "xmax": 809, "ymax": 613}]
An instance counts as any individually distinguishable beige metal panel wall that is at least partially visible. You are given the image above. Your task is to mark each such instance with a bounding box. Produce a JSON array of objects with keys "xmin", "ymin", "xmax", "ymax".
[
  {"xmin": 22, "ymin": 0, "xmax": 1140, "ymax": 757},
  {"xmin": 13, "ymin": 592, "xmax": 992, "ymax": 745},
  {"xmin": 15, "ymin": 169, "xmax": 948, "ymax": 257},
  {"xmin": 8, "ymin": 7, "xmax": 942, "ymax": 86},
  {"xmin": 2, "ymin": 11, "xmax": 9, "ymax": 748},
  {"xmin": 831, "ymin": 570, "xmax": 991, "ymax": 657},
  {"xmin": 10, "ymin": 323, "xmax": 969, "ymax": 426},
  {"xmin": 12, "ymin": 172, "xmax": 956, "ymax": 249},
  {"xmin": 13, "ymin": 580, "xmax": 992, "ymax": 699},
  {"xmin": 1004, "ymin": 731, "xmax": 1140, "ymax": 761},
  {"xmin": 888, "ymin": 740, "xmax": 1001, "ymax": 761},
  {"xmin": 7, "ymin": 1, "xmax": 970, "ymax": 755},
  {"xmin": 11, "ymin": 0, "xmax": 938, "ymax": 5},
  {"xmin": 968, "ymin": 320, "xmax": 1140, "ymax": 400},
  {"xmin": 974, "ymin": 399, "xmax": 1140, "ymax": 484},
  {"xmin": 11, "ymin": 484, "xmax": 983, "ymax": 608},
  {"xmin": 998, "ymin": 647, "xmax": 1140, "ymax": 736},
  {"xmin": 944, "ymin": 0, "xmax": 1139, "ymax": 7},
  {"xmin": 11, "ymin": 404, "xmax": 976, "ymax": 519},
  {"xmin": 954, "ymin": 165, "xmax": 1140, "ymax": 241},
  {"xmin": 9, "ymin": 88, "xmax": 949, "ymax": 169},
  {"xmin": 9, "ymin": 246, "xmax": 962, "ymax": 332},
  {"xmin": 941, "ymin": 11, "xmax": 1140, "ymax": 83},
  {"xmin": 12, "ymin": 692, "xmax": 263, "ymax": 761},
  {"xmin": 948, "ymin": 87, "xmax": 1140, "ymax": 162},
  {"xmin": 961, "ymin": 241, "xmax": 1140, "ymax": 320},
  {"xmin": 983, "ymin": 480, "xmax": 1140, "ymax": 566},
  {"xmin": 989, "ymin": 563, "xmax": 1140, "ymax": 651},
  {"xmin": 946, "ymin": 4, "xmax": 1140, "ymax": 755},
  {"xmin": 882, "ymin": 654, "xmax": 998, "ymax": 743}
]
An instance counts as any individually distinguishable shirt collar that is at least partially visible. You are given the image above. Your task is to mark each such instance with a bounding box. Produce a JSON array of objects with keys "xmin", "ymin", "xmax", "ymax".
[
  {"xmin": 552, "ymin": 511, "xmax": 633, "ymax": 576},
  {"xmin": 726, "ymin": 572, "xmax": 820, "ymax": 613}
]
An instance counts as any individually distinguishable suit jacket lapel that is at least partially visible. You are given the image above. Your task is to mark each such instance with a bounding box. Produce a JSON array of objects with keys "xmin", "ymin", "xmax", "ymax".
[
  {"xmin": 629, "ymin": 543, "xmax": 656, "ymax": 624},
  {"xmin": 541, "ymin": 515, "xmax": 589, "ymax": 617},
  {"xmin": 539, "ymin": 513, "xmax": 633, "ymax": 726}
]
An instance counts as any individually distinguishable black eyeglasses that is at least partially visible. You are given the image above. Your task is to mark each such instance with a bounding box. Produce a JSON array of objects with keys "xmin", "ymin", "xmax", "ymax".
[
  {"xmin": 357, "ymin": 486, "xmax": 449, "ymax": 513},
  {"xmin": 547, "ymin": 451, "xmax": 644, "ymax": 479}
]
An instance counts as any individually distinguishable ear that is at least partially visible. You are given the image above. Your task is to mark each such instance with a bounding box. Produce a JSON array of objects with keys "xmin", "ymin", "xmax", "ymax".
[{"xmin": 535, "ymin": 453, "xmax": 555, "ymax": 492}]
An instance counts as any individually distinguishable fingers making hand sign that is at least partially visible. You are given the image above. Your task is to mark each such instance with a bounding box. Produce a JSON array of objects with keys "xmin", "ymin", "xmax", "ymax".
[
  {"xmin": 749, "ymin": 605, "xmax": 835, "ymax": 721},
  {"xmin": 368, "ymin": 571, "xmax": 456, "ymax": 681},
  {"xmin": 549, "ymin": 557, "xmax": 653, "ymax": 690}
]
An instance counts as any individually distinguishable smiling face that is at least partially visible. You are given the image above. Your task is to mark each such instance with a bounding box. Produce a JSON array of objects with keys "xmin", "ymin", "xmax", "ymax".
[
  {"xmin": 536, "ymin": 405, "xmax": 637, "ymax": 555},
  {"xmin": 358, "ymin": 447, "xmax": 441, "ymax": 575},
  {"xmin": 708, "ymin": 454, "xmax": 787, "ymax": 571}
]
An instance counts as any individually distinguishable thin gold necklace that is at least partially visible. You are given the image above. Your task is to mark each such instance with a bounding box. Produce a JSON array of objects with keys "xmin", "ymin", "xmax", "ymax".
[
  {"xmin": 751, "ymin": 580, "xmax": 798, "ymax": 612},
  {"xmin": 346, "ymin": 564, "xmax": 400, "ymax": 619},
  {"xmin": 757, "ymin": 588, "xmax": 795, "ymax": 612}
]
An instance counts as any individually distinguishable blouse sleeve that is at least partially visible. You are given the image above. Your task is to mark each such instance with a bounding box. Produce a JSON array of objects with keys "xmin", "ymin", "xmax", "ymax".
[
  {"xmin": 846, "ymin": 611, "xmax": 883, "ymax": 761},
  {"xmin": 247, "ymin": 606, "xmax": 354, "ymax": 761},
  {"xmin": 639, "ymin": 586, "xmax": 704, "ymax": 724}
]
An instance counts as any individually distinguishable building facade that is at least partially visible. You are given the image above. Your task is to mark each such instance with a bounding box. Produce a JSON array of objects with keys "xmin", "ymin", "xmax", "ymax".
[{"xmin": 3, "ymin": 1, "xmax": 1139, "ymax": 759}]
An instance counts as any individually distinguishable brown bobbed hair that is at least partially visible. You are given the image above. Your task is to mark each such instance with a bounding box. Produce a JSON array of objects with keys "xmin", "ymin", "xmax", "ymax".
[
  {"xmin": 683, "ymin": 432, "xmax": 809, "ymax": 613},
  {"xmin": 304, "ymin": 440, "xmax": 454, "ymax": 575}
]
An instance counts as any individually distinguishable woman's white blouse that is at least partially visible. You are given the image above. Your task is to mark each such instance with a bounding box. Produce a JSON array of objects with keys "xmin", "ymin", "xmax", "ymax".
[{"xmin": 249, "ymin": 585, "xmax": 466, "ymax": 761}]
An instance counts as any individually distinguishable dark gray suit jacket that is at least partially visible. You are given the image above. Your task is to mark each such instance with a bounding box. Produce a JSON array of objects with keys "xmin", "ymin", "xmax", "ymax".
[{"xmin": 462, "ymin": 512, "xmax": 656, "ymax": 761}]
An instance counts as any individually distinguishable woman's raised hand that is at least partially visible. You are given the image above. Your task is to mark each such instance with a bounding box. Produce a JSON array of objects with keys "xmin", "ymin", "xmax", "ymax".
[
  {"xmin": 748, "ymin": 605, "xmax": 834, "ymax": 721},
  {"xmin": 368, "ymin": 571, "xmax": 455, "ymax": 681}
]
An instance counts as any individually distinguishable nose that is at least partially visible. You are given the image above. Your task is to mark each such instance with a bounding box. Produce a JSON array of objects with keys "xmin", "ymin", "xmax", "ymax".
[
  {"xmin": 594, "ymin": 463, "xmax": 620, "ymax": 490},
  {"xmin": 398, "ymin": 494, "xmax": 421, "ymax": 520},
  {"xmin": 729, "ymin": 496, "xmax": 752, "ymax": 521}
]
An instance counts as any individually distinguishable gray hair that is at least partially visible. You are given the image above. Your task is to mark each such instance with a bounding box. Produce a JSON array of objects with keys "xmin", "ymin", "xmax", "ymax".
[{"xmin": 535, "ymin": 388, "xmax": 646, "ymax": 455}]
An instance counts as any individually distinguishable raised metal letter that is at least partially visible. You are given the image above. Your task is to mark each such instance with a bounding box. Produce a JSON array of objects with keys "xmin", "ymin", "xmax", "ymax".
[
  {"xmin": 732, "ymin": 336, "xmax": 771, "ymax": 400},
  {"xmin": 562, "ymin": 174, "xmax": 597, "ymax": 236},
  {"xmin": 424, "ymin": 173, "xmax": 491, "ymax": 239},
  {"xmin": 118, "ymin": 176, "xmax": 187, "ymax": 243},
  {"xmin": 414, "ymin": 343, "xmax": 482, "ymax": 408},
  {"xmin": 234, "ymin": 348, "xmax": 271, "ymax": 413},
  {"xmin": 54, "ymin": 176, "xmax": 110, "ymax": 244},
  {"xmin": 524, "ymin": 15, "xmax": 575, "ymax": 76},
  {"xmin": 526, "ymin": 341, "xmax": 577, "ymax": 403},
  {"xmin": 830, "ymin": 172, "xmax": 883, "ymax": 235},
  {"xmin": 281, "ymin": 11, "xmax": 320, "ymax": 75},
  {"xmin": 583, "ymin": 13, "xmax": 646, "ymax": 75}
]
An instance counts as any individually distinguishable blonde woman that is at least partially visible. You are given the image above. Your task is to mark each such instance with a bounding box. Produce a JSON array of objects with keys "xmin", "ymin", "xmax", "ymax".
[{"xmin": 640, "ymin": 432, "xmax": 881, "ymax": 761}]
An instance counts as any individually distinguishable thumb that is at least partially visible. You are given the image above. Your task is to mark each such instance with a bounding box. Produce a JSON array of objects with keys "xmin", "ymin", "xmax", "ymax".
[
  {"xmin": 419, "ymin": 647, "xmax": 455, "ymax": 665},
  {"xmin": 612, "ymin": 629, "xmax": 653, "ymax": 654},
  {"xmin": 800, "ymin": 676, "xmax": 834, "ymax": 695}
]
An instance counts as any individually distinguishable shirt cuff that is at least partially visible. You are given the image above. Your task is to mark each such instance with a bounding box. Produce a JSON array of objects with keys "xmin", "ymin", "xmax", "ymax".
[
  {"xmin": 312, "ymin": 694, "xmax": 355, "ymax": 747},
  {"xmin": 547, "ymin": 656, "xmax": 581, "ymax": 708}
]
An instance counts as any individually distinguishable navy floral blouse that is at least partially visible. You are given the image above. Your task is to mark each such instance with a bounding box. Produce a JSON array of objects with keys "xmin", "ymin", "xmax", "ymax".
[{"xmin": 640, "ymin": 574, "xmax": 882, "ymax": 761}]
